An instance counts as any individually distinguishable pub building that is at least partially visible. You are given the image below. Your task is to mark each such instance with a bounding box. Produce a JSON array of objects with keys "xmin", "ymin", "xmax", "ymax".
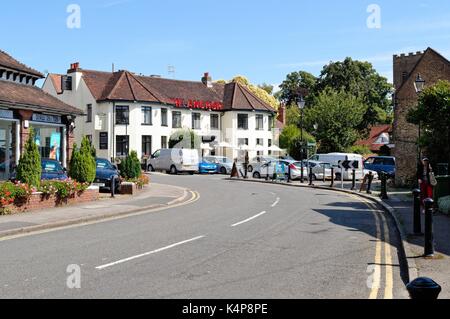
[
  {"xmin": 43, "ymin": 64, "xmax": 277, "ymax": 165},
  {"xmin": 0, "ymin": 49, "xmax": 83, "ymax": 181}
]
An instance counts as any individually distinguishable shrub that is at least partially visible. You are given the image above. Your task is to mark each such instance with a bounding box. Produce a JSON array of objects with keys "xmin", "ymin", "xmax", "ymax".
[
  {"xmin": 16, "ymin": 128, "xmax": 41, "ymax": 187},
  {"xmin": 0, "ymin": 181, "xmax": 34, "ymax": 210},
  {"xmin": 69, "ymin": 136, "xmax": 96, "ymax": 184},
  {"xmin": 39, "ymin": 180, "xmax": 89, "ymax": 200},
  {"xmin": 169, "ymin": 129, "xmax": 201, "ymax": 149},
  {"xmin": 119, "ymin": 150, "xmax": 142, "ymax": 180}
]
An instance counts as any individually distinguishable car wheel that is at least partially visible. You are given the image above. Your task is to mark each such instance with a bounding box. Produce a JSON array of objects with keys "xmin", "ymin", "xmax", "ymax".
[
  {"xmin": 148, "ymin": 164, "xmax": 155, "ymax": 172},
  {"xmin": 220, "ymin": 167, "xmax": 227, "ymax": 175},
  {"xmin": 170, "ymin": 165, "xmax": 178, "ymax": 175},
  {"xmin": 248, "ymin": 165, "xmax": 253, "ymax": 173},
  {"xmin": 253, "ymin": 172, "xmax": 261, "ymax": 179}
]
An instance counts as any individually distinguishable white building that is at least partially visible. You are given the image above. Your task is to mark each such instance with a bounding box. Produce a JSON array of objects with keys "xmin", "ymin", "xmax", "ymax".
[{"xmin": 43, "ymin": 64, "xmax": 277, "ymax": 164}]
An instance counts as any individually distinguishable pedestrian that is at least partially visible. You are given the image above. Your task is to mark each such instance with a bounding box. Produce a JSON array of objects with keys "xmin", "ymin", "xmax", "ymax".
[{"xmin": 417, "ymin": 157, "xmax": 437, "ymax": 210}]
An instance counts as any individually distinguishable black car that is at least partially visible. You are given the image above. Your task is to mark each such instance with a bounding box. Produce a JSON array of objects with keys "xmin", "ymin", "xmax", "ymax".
[{"xmin": 93, "ymin": 158, "xmax": 121, "ymax": 191}]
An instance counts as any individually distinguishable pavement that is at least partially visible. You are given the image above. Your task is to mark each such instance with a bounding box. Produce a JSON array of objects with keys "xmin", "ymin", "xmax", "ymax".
[
  {"xmin": 0, "ymin": 173, "xmax": 408, "ymax": 299},
  {"xmin": 237, "ymin": 174, "xmax": 450, "ymax": 299},
  {"xmin": 0, "ymin": 182, "xmax": 195, "ymax": 240}
]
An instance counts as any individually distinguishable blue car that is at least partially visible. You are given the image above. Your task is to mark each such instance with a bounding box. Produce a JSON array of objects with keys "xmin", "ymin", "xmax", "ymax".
[
  {"xmin": 41, "ymin": 159, "xmax": 68, "ymax": 180},
  {"xmin": 93, "ymin": 158, "xmax": 121, "ymax": 191},
  {"xmin": 198, "ymin": 158, "xmax": 218, "ymax": 174},
  {"xmin": 203, "ymin": 156, "xmax": 234, "ymax": 175},
  {"xmin": 364, "ymin": 156, "xmax": 396, "ymax": 178}
]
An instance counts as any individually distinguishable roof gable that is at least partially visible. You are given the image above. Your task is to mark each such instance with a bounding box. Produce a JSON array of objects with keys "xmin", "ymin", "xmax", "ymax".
[
  {"xmin": 223, "ymin": 82, "xmax": 276, "ymax": 112},
  {"xmin": 396, "ymin": 47, "xmax": 450, "ymax": 95}
]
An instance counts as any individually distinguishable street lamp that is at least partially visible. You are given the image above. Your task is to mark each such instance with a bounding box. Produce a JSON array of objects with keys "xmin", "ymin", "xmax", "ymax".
[
  {"xmin": 414, "ymin": 74, "xmax": 425, "ymax": 163},
  {"xmin": 414, "ymin": 74, "xmax": 425, "ymax": 94},
  {"xmin": 297, "ymin": 96, "xmax": 306, "ymax": 183}
]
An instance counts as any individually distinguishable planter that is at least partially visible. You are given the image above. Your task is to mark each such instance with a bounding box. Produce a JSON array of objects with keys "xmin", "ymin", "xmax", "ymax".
[
  {"xmin": 119, "ymin": 182, "xmax": 137, "ymax": 195},
  {"xmin": 1, "ymin": 186, "xmax": 99, "ymax": 215}
]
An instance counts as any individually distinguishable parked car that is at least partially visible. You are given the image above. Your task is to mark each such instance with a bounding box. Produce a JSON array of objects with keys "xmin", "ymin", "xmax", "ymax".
[
  {"xmin": 93, "ymin": 158, "xmax": 121, "ymax": 191},
  {"xmin": 147, "ymin": 149, "xmax": 199, "ymax": 175},
  {"xmin": 198, "ymin": 158, "xmax": 218, "ymax": 174},
  {"xmin": 203, "ymin": 156, "xmax": 235, "ymax": 175},
  {"xmin": 247, "ymin": 156, "xmax": 277, "ymax": 173},
  {"xmin": 41, "ymin": 159, "xmax": 68, "ymax": 181},
  {"xmin": 300, "ymin": 161, "xmax": 333, "ymax": 180},
  {"xmin": 364, "ymin": 156, "xmax": 396, "ymax": 178},
  {"xmin": 252, "ymin": 160, "xmax": 307, "ymax": 180}
]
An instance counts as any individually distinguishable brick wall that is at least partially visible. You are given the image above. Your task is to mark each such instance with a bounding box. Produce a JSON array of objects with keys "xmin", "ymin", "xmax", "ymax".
[
  {"xmin": 392, "ymin": 49, "xmax": 450, "ymax": 186},
  {"xmin": 6, "ymin": 187, "xmax": 99, "ymax": 214}
]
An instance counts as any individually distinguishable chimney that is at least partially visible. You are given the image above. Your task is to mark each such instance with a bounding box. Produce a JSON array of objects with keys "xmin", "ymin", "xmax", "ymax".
[
  {"xmin": 277, "ymin": 104, "xmax": 286, "ymax": 125},
  {"xmin": 202, "ymin": 72, "xmax": 213, "ymax": 88},
  {"xmin": 68, "ymin": 62, "xmax": 80, "ymax": 74}
]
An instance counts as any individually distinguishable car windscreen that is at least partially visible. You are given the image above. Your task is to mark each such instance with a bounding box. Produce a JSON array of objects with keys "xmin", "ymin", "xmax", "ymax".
[
  {"xmin": 96, "ymin": 159, "xmax": 113, "ymax": 169},
  {"xmin": 42, "ymin": 161, "xmax": 63, "ymax": 173}
]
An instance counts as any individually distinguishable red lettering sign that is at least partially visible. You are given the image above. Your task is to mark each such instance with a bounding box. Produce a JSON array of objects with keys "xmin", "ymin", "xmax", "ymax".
[{"xmin": 170, "ymin": 98, "xmax": 223, "ymax": 111}]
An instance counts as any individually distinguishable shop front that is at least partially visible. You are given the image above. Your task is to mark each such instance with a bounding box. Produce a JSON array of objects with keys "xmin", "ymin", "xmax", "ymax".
[
  {"xmin": 30, "ymin": 113, "xmax": 66, "ymax": 164},
  {"xmin": 0, "ymin": 109, "xmax": 20, "ymax": 180}
]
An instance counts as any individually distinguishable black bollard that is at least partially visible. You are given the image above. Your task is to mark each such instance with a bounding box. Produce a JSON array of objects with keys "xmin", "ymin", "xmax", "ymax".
[
  {"xmin": 366, "ymin": 172, "xmax": 373, "ymax": 194},
  {"xmin": 412, "ymin": 189, "xmax": 423, "ymax": 235},
  {"xmin": 308, "ymin": 165, "xmax": 314, "ymax": 186},
  {"xmin": 407, "ymin": 277, "xmax": 441, "ymax": 299},
  {"xmin": 351, "ymin": 169, "xmax": 356, "ymax": 191},
  {"xmin": 287, "ymin": 164, "xmax": 291, "ymax": 183},
  {"xmin": 330, "ymin": 167, "xmax": 335, "ymax": 188},
  {"xmin": 300, "ymin": 161, "xmax": 304, "ymax": 184},
  {"xmin": 111, "ymin": 175, "xmax": 116, "ymax": 198},
  {"xmin": 380, "ymin": 172, "xmax": 389, "ymax": 200},
  {"xmin": 424, "ymin": 198, "xmax": 435, "ymax": 257},
  {"xmin": 323, "ymin": 165, "xmax": 326, "ymax": 183}
]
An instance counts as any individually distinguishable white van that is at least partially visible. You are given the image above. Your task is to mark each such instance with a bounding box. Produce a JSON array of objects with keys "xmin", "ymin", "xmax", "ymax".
[
  {"xmin": 309, "ymin": 153, "xmax": 364, "ymax": 180},
  {"xmin": 147, "ymin": 149, "xmax": 199, "ymax": 175}
]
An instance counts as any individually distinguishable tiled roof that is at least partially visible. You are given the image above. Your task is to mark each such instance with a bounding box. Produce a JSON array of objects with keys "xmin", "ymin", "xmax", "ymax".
[
  {"xmin": 69, "ymin": 69, "xmax": 276, "ymax": 113},
  {"xmin": 49, "ymin": 74, "xmax": 63, "ymax": 94},
  {"xmin": 0, "ymin": 79, "xmax": 82, "ymax": 115},
  {"xmin": 0, "ymin": 50, "xmax": 44, "ymax": 78},
  {"xmin": 356, "ymin": 124, "xmax": 392, "ymax": 151}
]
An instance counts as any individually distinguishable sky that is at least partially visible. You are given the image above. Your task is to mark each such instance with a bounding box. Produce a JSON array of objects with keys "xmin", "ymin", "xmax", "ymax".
[{"xmin": 2, "ymin": 0, "xmax": 450, "ymax": 90}]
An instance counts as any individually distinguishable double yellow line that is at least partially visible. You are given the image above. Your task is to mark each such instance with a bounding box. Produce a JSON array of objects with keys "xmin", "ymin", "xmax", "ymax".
[{"xmin": 350, "ymin": 195, "xmax": 394, "ymax": 299}]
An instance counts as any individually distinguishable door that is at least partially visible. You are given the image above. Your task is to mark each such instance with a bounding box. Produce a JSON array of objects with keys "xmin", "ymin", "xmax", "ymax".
[{"xmin": 0, "ymin": 122, "xmax": 13, "ymax": 181}]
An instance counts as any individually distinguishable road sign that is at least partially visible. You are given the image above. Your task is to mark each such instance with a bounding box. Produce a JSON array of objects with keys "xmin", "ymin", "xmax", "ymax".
[{"xmin": 338, "ymin": 160, "xmax": 359, "ymax": 170}]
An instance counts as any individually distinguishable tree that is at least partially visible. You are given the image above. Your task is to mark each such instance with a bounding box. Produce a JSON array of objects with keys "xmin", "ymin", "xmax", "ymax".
[
  {"xmin": 69, "ymin": 136, "xmax": 96, "ymax": 183},
  {"xmin": 258, "ymin": 83, "xmax": 274, "ymax": 95},
  {"xmin": 278, "ymin": 71, "xmax": 317, "ymax": 106},
  {"xmin": 231, "ymin": 76, "xmax": 279, "ymax": 111},
  {"xmin": 407, "ymin": 80, "xmax": 450, "ymax": 167},
  {"xmin": 119, "ymin": 150, "xmax": 141, "ymax": 180},
  {"xmin": 304, "ymin": 88, "xmax": 367, "ymax": 153},
  {"xmin": 169, "ymin": 129, "xmax": 201, "ymax": 149},
  {"xmin": 314, "ymin": 58, "xmax": 393, "ymax": 132},
  {"xmin": 279, "ymin": 124, "xmax": 316, "ymax": 160},
  {"xmin": 16, "ymin": 128, "xmax": 41, "ymax": 187}
]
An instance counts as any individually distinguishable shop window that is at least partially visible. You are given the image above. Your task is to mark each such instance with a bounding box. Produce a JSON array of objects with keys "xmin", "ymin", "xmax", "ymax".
[
  {"xmin": 142, "ymin": 136, "xmax": 152, "ymax": 157},
  {"xmin": 172, "ymin": 111, "xmax": 182, "ymax": 129},
  {"xmin": 161, "ymin": 108, "xmax": 168, "ymax": 127},
  {"xmin": 142, "ymin": 106, "xmax": 152, "ymax": 125},
  {"xmin": 210, "ymin": 114, "xmax": 219, "ymax": 130},
  {"xmin": 116, "ymin": 135, "xmax": 129, "ymax": 156},
  {"xmin": 116, "ymin": 105, "xmax": 129, "ymax": 125},
  {"xmin": 33, "ymin": 126, "xmax": 62, "ymax": 161},
  {"xmin": 238, "ymin": 114, "xmax": 248, "ymax": 130}
]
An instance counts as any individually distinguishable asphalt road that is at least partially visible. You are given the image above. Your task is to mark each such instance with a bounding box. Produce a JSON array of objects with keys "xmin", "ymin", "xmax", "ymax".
[{"xmin": 0, "ymin": 173, "xmax": 409, "ymax": 299}]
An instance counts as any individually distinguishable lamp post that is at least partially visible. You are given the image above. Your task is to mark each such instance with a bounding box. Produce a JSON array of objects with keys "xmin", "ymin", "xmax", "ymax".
[
  {"xmin": 297, "ymin": 96, "xmax": 306, "ymax": 183},
  {"xmin": 414, "ymin": 74, "xmax": 425, "ymax": 163}
]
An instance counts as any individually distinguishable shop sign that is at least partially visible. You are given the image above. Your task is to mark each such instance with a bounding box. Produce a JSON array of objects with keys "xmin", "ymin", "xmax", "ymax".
[
  {"xmin": 0, "ymin": 109, "xmax": 14, "ymax": 119},
  {"xmin": 32, "ymin": 113, "xmax": 62, "ymax": 124},
  {"xmin": 171, "ymin": 98, "xmax": 223, "ymax": 111}
]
